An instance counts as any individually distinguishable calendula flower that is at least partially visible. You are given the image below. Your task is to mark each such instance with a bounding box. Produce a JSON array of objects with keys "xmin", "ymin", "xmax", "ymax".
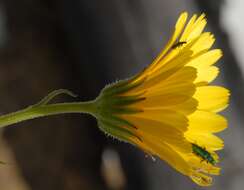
[
  {"xmin": 0, "ymin": 11, "xmax": 229, "ymax": 187},
  {"xmin": 94, "ymin": 12, "xmax": 230, "ymax": 186}
]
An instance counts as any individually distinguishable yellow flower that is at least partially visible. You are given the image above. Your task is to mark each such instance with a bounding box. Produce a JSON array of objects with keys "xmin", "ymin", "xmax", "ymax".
[{"xmin": 94, "ymin": 12, "xmax": 230, "ymax": 186}]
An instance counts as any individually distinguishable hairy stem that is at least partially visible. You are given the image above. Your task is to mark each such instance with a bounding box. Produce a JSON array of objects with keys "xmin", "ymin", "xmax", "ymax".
[{"xmin": 0, "ymin": 101, "xmax": 96, "ymax": 128}]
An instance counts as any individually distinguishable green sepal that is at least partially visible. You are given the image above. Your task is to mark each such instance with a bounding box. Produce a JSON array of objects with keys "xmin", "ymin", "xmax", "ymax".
[
  {"xmin": 101, "ymin": 71, "xmax": 142, "ymax": 95},
  {"xmin": 107, "ymin": 107, "xmax": 142, "ymax": 114},
  {"xmin": 101, "ymin": 79, "xmax": 129, "ymax": 96},
  {"xmin": 98, "ymin": 119, "xmax": 142, "ymax": 142},
  {"xmin": 98, "ymin": 120, "xmax": 132, "ymax": 143},
  {"xmin": 95, "ymin": 90, "xmax": 145, "ymax": 116},
  {"xmin": 98, "ymin": 113, "xmax": 137, "ymax": 129},
  {"xmin": 102, "ymin": 77, "xmax": 146, "ymax": 96},
  {"xmin": 103, "ymin": 95, "xmax": 145, "ymax": 107}
]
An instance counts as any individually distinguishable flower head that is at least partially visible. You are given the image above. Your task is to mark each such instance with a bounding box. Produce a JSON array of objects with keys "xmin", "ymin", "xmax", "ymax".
[{"xmin": 94, "ymin": 12, "xmax": 230, "ymax": 186}]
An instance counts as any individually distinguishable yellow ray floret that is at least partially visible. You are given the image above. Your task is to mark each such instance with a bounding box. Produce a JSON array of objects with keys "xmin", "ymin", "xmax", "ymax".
[{"xmin": 95, "ymin": 12, "xmax": 230, "ymax": 186}]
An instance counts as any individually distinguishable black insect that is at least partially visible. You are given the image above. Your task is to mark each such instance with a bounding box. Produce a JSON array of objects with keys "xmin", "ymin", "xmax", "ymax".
[
  {"xmin": 192, "ymin": 143, "xmax": 216, "ymax": 165},
  {"xmin": 171, "ymin": 41, "xmax": 187, "ymax": 49}
]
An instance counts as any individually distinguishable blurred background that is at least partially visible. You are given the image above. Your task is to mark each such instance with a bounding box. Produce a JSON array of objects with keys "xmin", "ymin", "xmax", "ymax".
[{"xmin": 0, "ymin": 0, "xmax": 243, "ymax": 189}]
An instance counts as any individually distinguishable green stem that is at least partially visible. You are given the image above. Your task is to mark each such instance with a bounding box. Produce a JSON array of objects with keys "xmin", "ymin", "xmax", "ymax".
[{"xmin": 0, "ymin": 101, "xmax": 96, "ymax": 128}]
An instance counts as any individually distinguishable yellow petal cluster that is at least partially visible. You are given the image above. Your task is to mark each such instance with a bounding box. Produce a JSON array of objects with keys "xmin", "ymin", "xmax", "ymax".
[{"xmin": 95, "ymin": 12, "xmax": 229, "ymax": 186}]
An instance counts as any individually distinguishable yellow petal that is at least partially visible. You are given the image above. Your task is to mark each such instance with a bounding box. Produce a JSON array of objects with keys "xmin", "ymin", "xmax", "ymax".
[
  {"xmin": 187, "ymin": 49, "xmax": 223, "ymax": 67},
  {"xmin": 164, "ymin": 66, "xmax": 197, "ymax": 84},
  {"xmin": 209, "ymin": 150, "xmax": 220, "ymax": 162},
  {"xmin": 188, "ymin": 156, "xmax": 221, "ymax": 175},
  {"xmin": 146, "ymin": 82, "xmax": 196, "ymax": 98},
  {"xmin": 123, "ymin": 115, "xmax": 193, "ymax": 154},
  {"xmin": 139, "ymin": 132, "xmax": 191, "ymax": 175},
  {"xmin": 185, "ymin": 132, "xmax": 224, "ymax": 151},
  {"xmin": 143, "ymin": 67, "xmax": 197, "ymax": 96},
  {"xmin": 180, "ymin": 14, "xmax": 197, "ymax": 41},
  {"xmin": 128, "ymin": 51, "xmax": 193, "ymax": 94},
  {"xmin": 152, "ymin": 48, "xmax": 181, "ymax": 72},
  {"xmin": 133, "ymin": 13, "xmax": 188, "ymax": 83},
  {"xmin": 123, "ymin": 115, "xmax": 184, "ymax": 139},
  {"xmin": 190, "ymin": 171, "xmax": 212, "ymax": 186},
  {"xmin": 185, "ymin": 32, "xmax": 215, "ymax": 56},
  {"xmin": 163, "ymin": 98, "xmax": 198, "ymax": 115},
  {"xmin": 194, "ymin": 66, "xmax": 219, "ymax": 83},
  {"xmin": 181, "ymin": 14, "xmax": 207, "ymax": 41},
  {"xmin": 153, "ymin": 50, "xmax": 193, "ymax": 76},
  {"xmin": 194, "ymin": 86, "xmax": 230, "ymax": 112},
  {"xmin": 152, "ymin": 12, "xmax": 188, "ymax": 66},
  {"xmin": 132, "ymin": 108, "xmax": 188, "ymax": 132},
  {"xmin": 188, "ymin": 110, "xmax": 227, "ymax": 133},
  {"xmin": 134, "ymin": 93, "xmax": 191, "ymax": 108}
]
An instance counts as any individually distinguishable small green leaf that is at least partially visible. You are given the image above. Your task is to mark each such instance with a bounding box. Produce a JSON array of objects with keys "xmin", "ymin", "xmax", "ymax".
[{"xmin": 34, "ymin": 89, "xmax": 77, "ymax": 106}]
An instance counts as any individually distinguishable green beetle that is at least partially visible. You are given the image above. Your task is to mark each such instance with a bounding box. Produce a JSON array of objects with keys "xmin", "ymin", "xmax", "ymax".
[{"xmin": 192, "ymin": 143, "xmax": 216, "ymax": 165}]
